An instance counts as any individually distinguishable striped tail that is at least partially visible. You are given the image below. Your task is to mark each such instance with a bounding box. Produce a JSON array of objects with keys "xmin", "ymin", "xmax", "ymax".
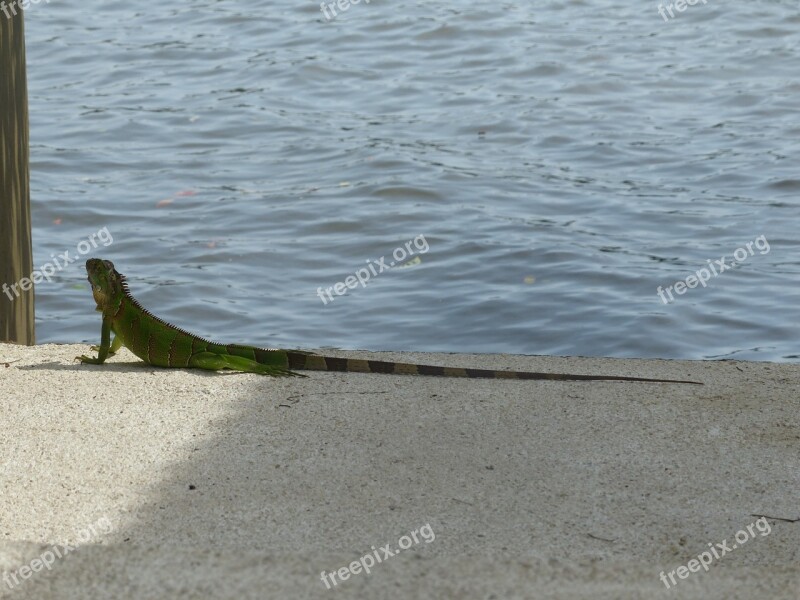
[{"xmin": 284, "ymin": 352, "xmax": 701, "ymax": 384}]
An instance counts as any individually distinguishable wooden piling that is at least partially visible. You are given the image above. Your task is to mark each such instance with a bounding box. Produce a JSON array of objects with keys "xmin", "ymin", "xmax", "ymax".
[{"xmin": 0, "ymin": 9, "xmax": 35, "ymax": 344}]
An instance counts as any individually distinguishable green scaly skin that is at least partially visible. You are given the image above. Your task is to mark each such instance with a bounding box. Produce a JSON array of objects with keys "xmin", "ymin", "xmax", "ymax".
[{"xmin": 76, "ymin": 259, "xmax": 701, "ymax": 384}]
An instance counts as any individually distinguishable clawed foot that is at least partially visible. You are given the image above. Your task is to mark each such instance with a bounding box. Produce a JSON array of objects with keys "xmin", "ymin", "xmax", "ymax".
[{"xmin": 75, "ymin": 355, "xmax": 102, "ymax": 364}]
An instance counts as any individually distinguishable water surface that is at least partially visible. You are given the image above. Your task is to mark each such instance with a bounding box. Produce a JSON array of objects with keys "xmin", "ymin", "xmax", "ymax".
[{"xmin": 23, "ymin": 1, "xmax": 800, "ymax": 361}]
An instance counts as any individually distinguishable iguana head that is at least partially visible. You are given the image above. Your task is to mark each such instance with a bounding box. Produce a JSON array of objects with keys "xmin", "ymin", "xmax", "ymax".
[{"xmin": 85, "ymin": 258, "xmax": 124, "ymax": 311}]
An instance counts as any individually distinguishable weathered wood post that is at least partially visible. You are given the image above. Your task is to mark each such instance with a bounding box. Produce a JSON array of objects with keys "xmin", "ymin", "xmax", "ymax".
[{"xmin": 0, "ymin": 7, "xmax": 35, "ymax": 344}]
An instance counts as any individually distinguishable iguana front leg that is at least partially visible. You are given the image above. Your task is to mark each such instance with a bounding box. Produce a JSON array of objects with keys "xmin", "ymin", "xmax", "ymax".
[
  {"xmin": 91, "ymin": 334, "xmax": 122, "ymax": 356},
  {"xmin": 76, "ymin": 317, "xmax": 114, "ymax": 365}
]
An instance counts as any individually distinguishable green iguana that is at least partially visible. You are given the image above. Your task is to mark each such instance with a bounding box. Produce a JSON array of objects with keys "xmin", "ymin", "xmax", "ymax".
[{"xmin": 77, "ymin": 259, "xmax": 701, "ymax": 384}]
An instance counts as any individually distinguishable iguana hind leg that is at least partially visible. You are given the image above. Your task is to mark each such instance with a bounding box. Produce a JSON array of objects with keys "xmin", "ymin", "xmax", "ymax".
[{"xmin": 189, "ymin": 352, "xmax": 306, "ymax": 377}]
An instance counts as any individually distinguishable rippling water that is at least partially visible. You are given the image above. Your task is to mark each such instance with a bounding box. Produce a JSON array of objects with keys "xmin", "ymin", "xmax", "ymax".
[{"xmin": 24, "ymin": 1, "xmax": 800, "ymax": 361}]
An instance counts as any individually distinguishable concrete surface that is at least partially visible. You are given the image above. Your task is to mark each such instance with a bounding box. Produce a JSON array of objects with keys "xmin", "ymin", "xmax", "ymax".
[{"xmin": 0, "ymin": 343, "xmax": 798, "ymax": 599}]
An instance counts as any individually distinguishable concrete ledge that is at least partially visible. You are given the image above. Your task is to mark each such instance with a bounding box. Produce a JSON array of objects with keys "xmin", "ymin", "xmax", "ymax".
[{"xmin": 1, "ymin": 344, "xmax": 798, "ymax": 599}]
